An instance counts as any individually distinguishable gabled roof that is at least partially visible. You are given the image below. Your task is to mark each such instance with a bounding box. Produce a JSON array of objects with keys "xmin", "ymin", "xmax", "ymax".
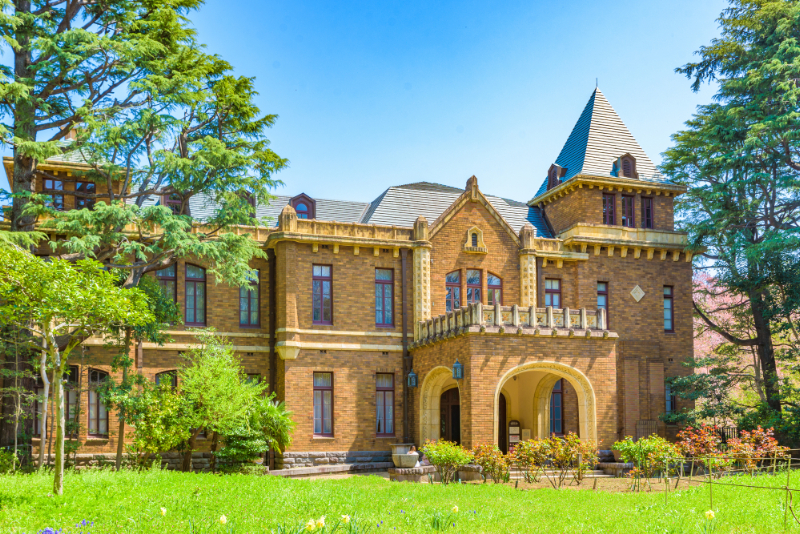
[
  {"xmin": 551, "ymin": 88, "xmax": 662, "ymax": 183},
  {"xmin": 360, "ymin": 182, "xmax": 552, "ymax": 238}
]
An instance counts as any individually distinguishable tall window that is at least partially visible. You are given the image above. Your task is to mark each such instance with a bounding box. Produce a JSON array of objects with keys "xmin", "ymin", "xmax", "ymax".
[
  {"xmin": 185, "ymin": 264, "xmax": 206, "ymax": 326},
  {"xmin": 34, "ymin": 367, "xmax": 79, "ymax": 436},
  {"xmin": 544, "ymin": 279, "xmax": 561, "ymax": 308},
  {"xmin": 376, "ymin": 373, "xmax": 394, "ymax": 436},
  {"xmin": 665, "ymin": 383, "xmax": 676, "ymax": 414},
  {"xmin": 550, "ymin": 379, "xmax": 563, "ymax": 436},
  {"xmin": 43, "ymin": 179, "xmax": 64, "ymax": 210},
  {"xmin": 621, "ymin": 195, "xmax": 635, "ymax": 227},
  {"xmin": 663, "ymin": 286, "xmax": 674, "ymax": 332},
  {"xmin": 75, "ymin": 181, "xmax": 96, "ymax": 210},
  {"xmin": 156, "ymin": 264, "xmax": 177, "ymax": 303},
  {"xmin": 375, "ymin": 269, "xmax": 393, "ymax": 327},
  {"xmin": 88, "ymin": 369, "xmax": 109, "ymax": 437},
  {"xmin": 445, "ymin": 271, "xmax": 460, "ymax": 312},
  {"xmin": 642, "ymin": 197, "xmax": 654, "ymax": 229},
  {"xmin": 466, "ymin": 269, "xmax": 481, "ymax": 305},
  {"xmin": 164, "ymin": 193, "xmax": 182, "ymax": 215},
  {"xmin": 487, "ymin": 273, "xmax": 502, "ymax": 306},
  {"xmin": 312, "ymin": 265, "xmax": 332, "ymax": 324},
  {"xmin": 471, "ymin": 233, "xmax": 478, "ymax": 247},
  {"xmin": 603, "ymin": 194, "xmax": 616, "ymax": 225},
  {"xmin": 313, "ymin": 372, "xmax": 333, "ymax": 436},
  {"xmin": 597, "ymin": 281, "xmax": 609, "ymax": 327},
  {"xmin": 240, "ymin": 270, "xmax": 260, "ymax": 327},
  {"xmin": 155, "ymin": 370, "xmax": 178, "ymax": 389}
]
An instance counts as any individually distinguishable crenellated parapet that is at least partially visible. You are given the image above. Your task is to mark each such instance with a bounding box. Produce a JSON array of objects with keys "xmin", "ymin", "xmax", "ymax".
[{"xmin": 410, "ymin": 302, "xmax": 614, "ymax": 348}]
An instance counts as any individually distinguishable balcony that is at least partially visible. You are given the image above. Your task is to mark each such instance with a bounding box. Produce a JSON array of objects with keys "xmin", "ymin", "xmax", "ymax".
[{"xmin": 411, "ymin": 302, "xmax": 614, "ymax": 348}]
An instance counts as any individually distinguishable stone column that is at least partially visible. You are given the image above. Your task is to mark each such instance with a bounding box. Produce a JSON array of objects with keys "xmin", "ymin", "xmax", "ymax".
[
  {"xmin": 412, "ymin": 216, "xmax": 432, "ymax": 340},
  {"xmin": 520, "ymin": 253, "xmax": 537, "ymax": 308}
]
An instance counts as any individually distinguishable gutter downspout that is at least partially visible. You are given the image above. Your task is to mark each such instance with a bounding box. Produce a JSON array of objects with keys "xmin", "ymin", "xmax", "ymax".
[
  {"xmin": 400, "ymin": 248, "xmax": 411, "ymax": 443},
  {"xmin": 267, "ymin": 248, "xmax": 278, "ymax": 470}
]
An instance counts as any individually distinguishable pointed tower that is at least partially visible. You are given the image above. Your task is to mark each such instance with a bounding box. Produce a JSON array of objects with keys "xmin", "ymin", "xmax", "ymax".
[{"xmin": 530, "ymin": 88, "xmax": 685, "ymax": 236}]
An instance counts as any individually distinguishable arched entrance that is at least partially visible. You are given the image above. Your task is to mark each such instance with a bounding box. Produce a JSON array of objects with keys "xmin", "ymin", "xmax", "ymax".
[
  {"xmin": 419, "ymin": 366, "xmax": 460, "ymax": 444},
  {"xmin": 493, "ymin": 361, "xmax": 597, "ymax": 444}
]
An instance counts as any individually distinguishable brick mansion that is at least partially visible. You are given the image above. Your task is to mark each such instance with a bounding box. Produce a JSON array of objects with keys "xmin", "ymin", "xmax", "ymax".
[{"xmin": 2, "ymin": 88, "xmax": 693, "ymax": 468}]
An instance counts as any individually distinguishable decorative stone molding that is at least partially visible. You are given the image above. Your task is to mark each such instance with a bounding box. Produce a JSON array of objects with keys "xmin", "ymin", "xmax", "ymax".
[
  {"xmin": 529, "ymin": 173, "xmax": 685, "ymax": 206},
  {"xmin": 413, "ymin": 245, "xmax": 432, "ymax": 339},
  {"xmin": 462, "ymin": 226, "xmax": 488, "ymax": 254},
  {"xmin": 276, "ymin": 340, "xmax": 401, "ymax": 357},
  {"xmin": 276, "ymin": 342, "xmax": 300, "ymax": 360}
]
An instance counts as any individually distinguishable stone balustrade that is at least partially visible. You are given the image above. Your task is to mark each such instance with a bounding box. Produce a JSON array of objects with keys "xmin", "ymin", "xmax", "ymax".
[{"xmin": 412, "ymin": 302, "xmax": 610, "ymax": 347}]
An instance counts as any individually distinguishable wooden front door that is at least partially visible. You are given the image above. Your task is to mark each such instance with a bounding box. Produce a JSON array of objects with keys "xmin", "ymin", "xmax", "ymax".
[
  {"xmin": 498, "ymin": 392, "xmax": 508, "ymax": 453},
  {"xmin": 440, "ymin": 388, "xmax": 460, "ymax": 444}
]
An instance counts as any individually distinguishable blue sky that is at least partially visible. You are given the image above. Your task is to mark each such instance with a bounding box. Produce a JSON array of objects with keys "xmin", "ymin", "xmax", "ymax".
[{"xmin": 2, "ymin": 0, "xmax": 726, "ymax": 203}]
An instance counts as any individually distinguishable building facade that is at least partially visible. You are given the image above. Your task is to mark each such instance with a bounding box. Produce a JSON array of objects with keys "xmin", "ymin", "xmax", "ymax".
[{"xmin": 3, "ymin": 89, "xmax": 694, "ymax": 468}]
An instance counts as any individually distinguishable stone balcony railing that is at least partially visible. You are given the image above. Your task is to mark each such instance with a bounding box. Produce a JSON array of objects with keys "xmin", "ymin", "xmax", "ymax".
[{"xmin": 412, "ymin": 302, "xmax": 611, "ymax": 347}]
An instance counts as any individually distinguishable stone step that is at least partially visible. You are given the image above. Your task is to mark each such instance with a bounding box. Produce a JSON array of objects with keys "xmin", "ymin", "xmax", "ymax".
[{"xmin": 270, "ymin": 462, "xmax": 394, "ymax": 478}]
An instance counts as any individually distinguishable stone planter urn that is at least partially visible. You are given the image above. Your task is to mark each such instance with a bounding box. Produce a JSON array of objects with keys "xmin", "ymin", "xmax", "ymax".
[
  {"xmin": 612, "ymin": 450, "xmax": 623, "ymax": 462},
  {"xmin": 390, "ymin": 443, "xmax": 417, "ymax": 468}
]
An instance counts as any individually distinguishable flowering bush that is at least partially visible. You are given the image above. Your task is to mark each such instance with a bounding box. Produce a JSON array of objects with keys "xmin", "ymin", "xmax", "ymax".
[
  {"xmin": 421, "ymin": 440, "xmax": 473, "ymax": 485},
  {"xmin": 472, "ymin": 443, "xmax": 510, "ymax": 483},
  {"xmin": 675, "ymin": 425, "xmax": 732, "ymax": 472},
  {"xmin": 727, "ymin": 426, "xmax": 789, "ymax": 471}
]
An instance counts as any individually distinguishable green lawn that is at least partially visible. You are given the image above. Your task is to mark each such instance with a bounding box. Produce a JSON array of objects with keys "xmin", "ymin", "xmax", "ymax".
[{"xmin": 0, "ymin": 469, "xmax": 796, "ymax": 533}]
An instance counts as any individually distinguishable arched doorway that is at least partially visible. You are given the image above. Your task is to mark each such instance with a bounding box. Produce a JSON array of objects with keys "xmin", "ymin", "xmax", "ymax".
[
  {"xmin": 440, "ymin": 388, "xmax": 460, "ymax": 444},
  {"xmin": 493, "ymin": 361, "xmax": 597, "ymax": 444},
  {"xmin": 419, "ymin": 366, "xmax": 460, "ymax": 444},
  {"xmin": 498, "ymin": 392, "xmax": 508, "ymax": 453}
]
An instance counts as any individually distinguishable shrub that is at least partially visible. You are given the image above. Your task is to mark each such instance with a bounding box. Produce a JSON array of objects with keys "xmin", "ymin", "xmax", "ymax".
[
  {"xmin": 472, "ymin": 443, "xmax": 510, "ymax": 483},
  {"xmin": 612, "ymin": 434, "xmax": 679, "ymax": 478},
  {"xmin": 727, "ymin": 426, "xmax": 789, "ymax": 472},
  {"xmin": 511, "ymin": 439, "xmax": 549, "ymax": 483},
  {"xmin": 675, "ymin": 425, "xmax": 731, "ymax": 473},
  {"xmin": 420, "ymin": 440, "xmax": 473, "ymax": 485},
  {"xmin": 565, "ymin": 433, "xmax": 599, "ymax": 484},
  {"xmin": 0, "ymin": 448, "xmax": 18, "ymax": 474}
]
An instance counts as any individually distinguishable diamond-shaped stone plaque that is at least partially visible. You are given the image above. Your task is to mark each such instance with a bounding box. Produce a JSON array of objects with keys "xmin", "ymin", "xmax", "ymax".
[{"xmin": 631, "ymin": 285, "xmax": 645, "ymax": 302}]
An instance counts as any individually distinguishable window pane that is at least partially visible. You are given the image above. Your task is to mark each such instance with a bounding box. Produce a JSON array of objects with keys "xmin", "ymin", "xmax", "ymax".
[
  {"xmin": 553, "ymin": 294, "xmax": 560, "ymax": 308},
  {"xmin": 187, "ymin": 265, "xmax": 205, "ymax": 279},
  {"xmin": 89, "ymin": 391, "xmax": 97, "ymax": 433},
  {"xmin": 313, "ymin": 265, "xmax": 322, "ymax": 277},
  {"xmin": 240, "ymin": 295, "xmax": 248, "ymax": 324},
  {"xmin": 445, "ymin": 271, "xmax": 460, "ymax": 284},
  {"xmin": 314, "ymin": 390, "xmax": 322, "ymax": 434},
  {"xmin": 296, "ymin": 202, "xmax": 308, "ymax": 212},
  {"xmin": 375, "ymin": 284, "xmax": 383, "ymax": 324},
  {"xmin": 376, "ymin": 374, "xmax": 393, "ymax": 388},
  {"xmin": 157, "ymin": 265, "xmax": 176, "ymax": 278},
  {"xmin": 323, "ymin": 391, "xmax": 332, "ymax": 434},
  {"xmin": 322, "ymin": 281, "xmax": 331, "ymax": 322},
  {"xmin": 383, "ymin": 285, "xmax": 392, "ymax": 324},
  {"xmin": 664, "ymin": 287, "xmax": 672, "ymax": 296},
  {"xmin": 319, "ymin": 265, "xmax": 331, "ymax": 277},
  {"xmin": 314, "ymin": 373, "xmax": 332, "ymax": 387},
  {"xmin": 487, "ymin": 274, "xmax": 501, "ymax": 287},
  {"xmin": 376, "ymin": 269, "xmax": 392, "ymax": 281},
  {"xmin": 598, "ymin": 295, "xmax": 607, "ymax": 308},
  {"xmin": 453, "ymin": 288, "xmax": 460, "ymax": 309},
  {"xmin": 467, "ymin": 270, "xmax": 481, "ymax": 285},
  {"xmin": 376, "ymin": 392, "xmax": 384, "ymax": 433},
  {"xmin": 196, "ymin": 283, "xmax": 205, "ymax": 323},
  {"xmin": 597, "ymin": 282, "xmax": 607, "ymax": 292},
  {"xmin": 386, "ymin": 394, "xmax": 394, "ymax": 434}
]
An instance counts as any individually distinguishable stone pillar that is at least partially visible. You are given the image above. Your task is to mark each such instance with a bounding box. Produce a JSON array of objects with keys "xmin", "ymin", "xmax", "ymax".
[
  {"xmin": 413, "ymin": 250, "xmax": 431, "ymax": 339},
  {"xmin": 520, "ymin": 253, "xmax": 537, "ymax": 308}
]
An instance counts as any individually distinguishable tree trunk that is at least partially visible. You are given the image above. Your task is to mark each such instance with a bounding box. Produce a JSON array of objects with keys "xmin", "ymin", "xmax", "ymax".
[
  {"xmin": 46, "ymin": 367, "xmax": 55, "ymax": 466},
  {"xmin": 10, "ymin": 0, "xmax": 38, "ymax": 233},
  {"xmin": 53, "ymin": 360, "xmax": 65, "ymax": 495},
  {"xmin": 115, "ymin": 359, "xmax": 129, "ymax": 471},
  {"xmin": 182, "ymin": 431, "xmax": 199, "ymax": 472},
  {"xmin": 37, "ymin": 349, "xmax": 50, "ymax": 472},
  {"xmin": 749, "ymin": 289, "xmax": 782, "ymax": 414},
  {"xmin": 210, "ymin": 432, "xmax": 219, "ymax": 473}
]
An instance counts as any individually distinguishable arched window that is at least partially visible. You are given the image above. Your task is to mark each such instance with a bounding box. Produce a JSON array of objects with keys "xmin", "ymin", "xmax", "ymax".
[
  {"xmin": 290, "ymin": 194, "xmax": 316, "ymax": 219},
  {"xmin": 185, "ymin": 264, "xmax": 206, "ymax": 326},
  {"xmin": 155, "ymin": 370, "xmax": 178, "ymax": 389},
  {"xmin": 445, "ymin": 271, "xmax": 460, "ymax": 312},
  {"xmin": 88, "ymin": 369, "xmax": 109, "ymax": 437},
  {"xmin": 156, "ymin": 264, "xmax": 177, "ymax": 303},
  {"xmin": 488, "ymin": 273, "xmax": 502, "ymax": 306},
  {"xmin": 240, "ymin": 270, "xmax": 260, "ymax": 327},
  {"xmin": 466, "ymin": 269, "xmax": 481, "ymax": 305},
  {"xmin": 550, "ymin": 379, "xmax": 563, "ymax": 436}
]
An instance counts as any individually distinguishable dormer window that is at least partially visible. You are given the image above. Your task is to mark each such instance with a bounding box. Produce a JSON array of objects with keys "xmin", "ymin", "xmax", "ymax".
[
  {"xmin": 547, "ymin": 164, "xmax": 566, "ymax": 190},
  {"xmin": 614, "ymin": 153, "xmax": 638, "ymax": 179},
  {"xmin": 290, "ymin": 193, "xmax": 316, "ymax": 220}
]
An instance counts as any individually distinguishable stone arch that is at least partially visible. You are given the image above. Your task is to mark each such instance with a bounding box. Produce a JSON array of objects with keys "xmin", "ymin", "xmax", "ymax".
[
  {"xmin": 419, "ymin": 366, "xmax": 460, "ymax": 444},
  {"xmin": 493, "ymin": 361, "xmax": 597, "ymax": 443}
]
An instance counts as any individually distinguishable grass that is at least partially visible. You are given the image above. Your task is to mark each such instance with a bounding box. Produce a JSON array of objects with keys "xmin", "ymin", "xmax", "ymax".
[{"xmin": 0, "ymin": 469, "xmax": 798, "ymax": 533}]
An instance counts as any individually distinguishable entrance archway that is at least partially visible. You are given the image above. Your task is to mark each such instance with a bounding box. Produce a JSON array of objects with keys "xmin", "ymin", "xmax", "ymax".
[
  {"xmin": 493, "ymin": 361, "xmax": 597, "ymax": 444},
  {"xmin": 419, "ymin": 366, "xmax": 460, "ymax": 444},
  {"xmin": 440, "ymin": 388, "xmax": 460, "ymax": 444}
]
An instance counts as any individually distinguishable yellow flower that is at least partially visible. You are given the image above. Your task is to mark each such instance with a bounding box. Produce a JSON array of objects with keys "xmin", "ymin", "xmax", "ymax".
[
  {"xmin": 160, "ymin": 507, "xmax": 167, "ymax": 517},
  {"xmin": 341, "ymin": 515, "xmax": 351, "ymax": 524},
  {"xmin": 305, "ymin": 519, "xmax": 316, "ymax": 531},
  {"xmin": 452, "ymin": 505, "xmax": 459, "ymax": 513},
  {"xmin": 705, "ymin": 510, "xmax": 715, "ymax": 520},
  {"xmin": 316, "ymin": 516, "xmax": 326, "ymax": 528},
  {"xmin": 220, "ymin": 515, "xmax": 228, "ymax": 525}
]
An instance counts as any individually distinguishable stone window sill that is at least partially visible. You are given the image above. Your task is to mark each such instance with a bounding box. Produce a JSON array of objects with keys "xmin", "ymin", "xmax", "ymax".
[{"xmin": 313, "ymin": 436, "xmax": 335, "ymax": 440}]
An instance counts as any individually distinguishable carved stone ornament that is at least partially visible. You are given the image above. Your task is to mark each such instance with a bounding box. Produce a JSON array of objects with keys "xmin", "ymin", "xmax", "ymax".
[{"xmin": 630, "ymin": 285, "xmax": 645, "ymax": 302}]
